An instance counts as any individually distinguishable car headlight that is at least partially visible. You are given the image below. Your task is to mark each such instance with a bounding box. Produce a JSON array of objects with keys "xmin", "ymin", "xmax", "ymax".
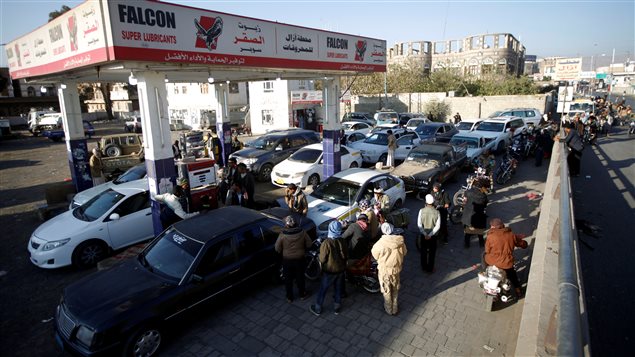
[
  {"xmin": 76, "ymin": 325, "xmax": 96, "ymax": 347},
  {"xmin": 242, "ymin": 158, "xmax": 258, "ymax": 165},
  {"xmin": 291, "ymin": 171, "xmax": 307, "ymax": 178},
  {"xmin": 42, "ymin": 238, "xmax": 71, "ymax": 251}
]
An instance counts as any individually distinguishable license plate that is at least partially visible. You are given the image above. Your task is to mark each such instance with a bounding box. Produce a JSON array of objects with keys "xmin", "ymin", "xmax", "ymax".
[{"xmin": 275, "ymin": 179, "xmax": 285, "ymax": 185}]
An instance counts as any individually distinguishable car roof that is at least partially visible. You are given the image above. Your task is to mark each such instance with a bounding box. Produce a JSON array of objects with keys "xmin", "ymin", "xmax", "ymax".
[
  {"xmin": 483, "ymin": 116, "xmax": 522, "ymax": 122},
  {"xmin": 173, "ymin": 206, "xmax": 267, "ymax": 242},
  {"xmin": 458, "ymin": 118, "xmax": 483, "ymax": 123},
  {"xmin": 111, "ymin": 178, "xmax": 150, "ymax": 194},
  {"xmin": 331, "ymin": 168, "xmax": 388, "ymax": 182},
  {"xmin": 264, "ymin": 129, "xmax": 317, "ymax": 136},
  {"xmin": 452, "ymin": 131, "xmax": 486, "ymax": 139},
  {"xmin": 411, "ymin": 142, "xmax": 453, "ymax": 154},
  {"xmin": 417, "ymin": 122, "xmax": 446, "ymax": 127}
]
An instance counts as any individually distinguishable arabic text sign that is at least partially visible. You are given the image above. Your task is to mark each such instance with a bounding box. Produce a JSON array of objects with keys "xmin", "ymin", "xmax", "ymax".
[
  {"xmin": 291, "ymin": 90, "xmax": 323, "ymax": 104},
  {"xmin": 5, "ymin": 1, "xmax": 108, "ymax": 79},
  {"xmin": 554, "ymin": 58, "xmax": 582, "ymax": 81}
]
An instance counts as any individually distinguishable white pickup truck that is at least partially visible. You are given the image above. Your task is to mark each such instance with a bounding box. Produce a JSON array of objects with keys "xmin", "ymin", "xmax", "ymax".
[
  {"xmin": 124, "ymin": 116, "xmax": 142, "ymax": 133},
  {"xmin": 28, "ymin": 111, "xmax": 62, "ymax": 136}
]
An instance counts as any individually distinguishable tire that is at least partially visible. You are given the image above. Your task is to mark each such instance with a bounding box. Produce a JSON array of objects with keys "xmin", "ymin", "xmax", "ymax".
[
  {"xmin": 496, "ymin": 169, "xmax": 511, "ymax": 185},
  {"xmin": 449, "ymin": 206, "xmax": 463, "ymax": 224},
  {"xmin": 484, "ymin": 294, "xmax": 494, "ymax": 312},
  {"xmin": 308, "ymin": 174, "xmax": 320, "ymax": 187},
  {"xmin": 304, "ymin": 256, "xmax": 321, "ymax": 281},
  {"xmin": 453, "ymin": 189, "xmax": 466, "ymax": 207},
  {"xmin": 349, "ymin": 161, "xmax": 359, "ymax": 168},
  {"xmin": 72, "ymin": 240, "xmax": 108, "ymax": 269},
  {"xmin": 258, "ymin": 164, "xmax": 273, "ymax": 182},
  {"xmin": 378, "ymin": 153, "xmax": 387, "ymax": 165},
  {"xmin": 496, "ymin": 141, "xmax": 505, "ymax": 154},
  {"xmin": 361, "ymin": 276, "xmax": 381, "ymax": 294},
  {"xmin": 104, "ymin": 144, "xmax": 123, "ymax": 157},
  {"xmin": 124, "ymin": 325, "xmax": 162, "ymax": 357}
]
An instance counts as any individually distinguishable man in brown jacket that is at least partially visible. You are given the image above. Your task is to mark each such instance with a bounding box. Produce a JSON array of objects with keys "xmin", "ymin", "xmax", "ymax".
[
  {"xmin": 310, "ymin": 221, "xmax": 347, "ymax": 316},
  {"xmin": 275, "ymin": 216, "xmax": 312, "ymax": 302},
  {"xmin": 483, "ymin": 218, "xmax": 528, "ymax": 297},
  {"xmin": 372, "ymin": 222, "xmax": 407, "ymax": 315}
]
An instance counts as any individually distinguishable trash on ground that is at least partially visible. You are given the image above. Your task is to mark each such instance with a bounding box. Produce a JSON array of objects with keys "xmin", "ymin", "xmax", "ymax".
[{"xmin": 483, "ymin": 345, "xmax": 495, "ymax": 352}]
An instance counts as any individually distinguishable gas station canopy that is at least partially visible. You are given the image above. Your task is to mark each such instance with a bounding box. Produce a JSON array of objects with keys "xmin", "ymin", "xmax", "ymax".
[{"xmin": 6, "ymin": 0, "xmax": 386, "ymax": 83}]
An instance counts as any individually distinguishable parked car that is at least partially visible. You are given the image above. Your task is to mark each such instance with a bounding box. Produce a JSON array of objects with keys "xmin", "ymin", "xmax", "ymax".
[
  {"xmin": 449, "ymin": 131, "xmax": 497, "ymax": 163},
  {"xmin": 398, "ymin": 113, "xmax": 425, "ymax": 127},
  {"xmin": 54, "ymin": 206, "xmax": 316, "ymax": 356},
  {"xmin": 271, "ymin": 143, "xmax": 362, "ymax": 188},
  {"xmin": 392, "ymin": 142, "xmax": 467, "ymax": 195},
  {"xmin": 474, "ymin": 116, "xmax": 527, "ymax": 153},
  {"xmin": 28, "ymin": 180, "xmax": 154, "ymax": 269},
  {"xmin": 28, "ymin": 110, "xmax": 58, "ymax": 136},
  {"xmin": 170, "ymin": 123, "xmax": 192, "ymax": 131},
  {"xmin": 69, "ymin": 163, "xmax": 148, "ymax": 209},
  {"xmin": 413, "ymin": 122, "xmax": 459, "ymax": 143},
  {"xmin": 343, "ymin": 132, "xmax": 367, "ymax": 145},
  {"xmin": 455, "ymin": 119, "xmax": 483, "ymax": 133},
  {"xmin": 230, "ymin": 129, "xmax": 321, "ymax": 181},
  {"xmin": 124, "ymin": 116, "xmax": 142, "ymax": 133},
  {"xmin": 42, "ymin": 120, "xmax": 95, "ymax": 142},
  {"xmin": 341, "ymin": 121, "xmax": 372, "ymax": 135},
  {"xmin": 497, "ymin": 108, "xmax": 543, "ymax": 126},
  {"xmin": 348, "ymin": 128, "xmax": 407, "ymax": 164},
  {"xmin": 99, "ymin": 133, "xmax": 143, "ymax": 157},
  {"xmin": 343, "ymin": 112, "xmax": 375, "ymax": 126},
  {"xmin": 304, "ymin": 168, "xmax": 406, "ymax": 236},
  {"xmin": 374, "ymin": 111, "xmax": 399, "ymax": 126},
  {"xmin": 405, "ymin": 117, "xmax": 430, "ymax": 131}
]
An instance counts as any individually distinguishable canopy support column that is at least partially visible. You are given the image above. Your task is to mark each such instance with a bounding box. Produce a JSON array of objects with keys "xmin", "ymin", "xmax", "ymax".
[
  {"xmin": 214, "ymin": 83, "xmax": 231, "ymax": 167},
  {"xmin": 322, "ymin": 77, "xmax": 342, "ymax": 179}
]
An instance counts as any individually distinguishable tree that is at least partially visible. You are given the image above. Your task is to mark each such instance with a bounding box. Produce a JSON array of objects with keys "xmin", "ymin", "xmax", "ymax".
[
  {"xmin": 423, "ymin": 99, "xmax": 451, "ymax": 122},
  {"xmin": 48, "ymin": 5, "xmax": 71, "ymax": 22},
  {"xmin": 96, "ymin": 83, "xmax": 115, "ymax": 121}
]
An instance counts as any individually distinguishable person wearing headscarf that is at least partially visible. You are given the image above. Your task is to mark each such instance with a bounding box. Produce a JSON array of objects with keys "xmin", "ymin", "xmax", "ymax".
[
  {"xmin": 310, "ymin": 221, "xmax": 348, "ymax": 316},
  {"xmin": 371, "ymin": 187, "xmax": 390, "ymax": 212},
  {"xmin": 359, "ymin": 199, "xmax": 379, "ymax": 241},
  {"xmin": 371, "ymin": 223, "xmax": 407, "ymax": 315}
]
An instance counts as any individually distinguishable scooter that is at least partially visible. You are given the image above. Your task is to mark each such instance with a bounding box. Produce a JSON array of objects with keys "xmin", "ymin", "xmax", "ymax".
[{"xmin": 477, "ymin": 265, "xmax": 514, "ymax": 312}]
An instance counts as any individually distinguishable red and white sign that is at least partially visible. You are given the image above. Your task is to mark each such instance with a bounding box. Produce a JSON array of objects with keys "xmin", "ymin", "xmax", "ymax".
[
  {"xmin": 7, "ymin": 0, "xmax": 387, "ymax": 79},
  {"xmin": 554, "ymin": 58, "xmax": 582, "ymax": 81},
  {"xmin": 291, "ymin": 90, "xmax": 323, "ymax": 104}
]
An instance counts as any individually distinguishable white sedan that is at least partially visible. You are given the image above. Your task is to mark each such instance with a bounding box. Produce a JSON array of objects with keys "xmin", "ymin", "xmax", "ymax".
[
  {"xmin": 342, "ymin": 121, "xmax": 372, "ymax": 135},
  {"xmin": 304, "ymin": 168, "xmax": 407, "ymax": 237},
  {"xmin": 271, "ymin": 143, "xmax": 363, "ymax": 188},
  {"xmin": 348, "ymin": 129, "xmax": 406, "ymax": 164},
  {"xmin": 69, "ymin": 163, "xmax": 147, "ymax": 209},
  {"xmin": 28, "ymin": 180, "xmax": 154, "ymax": 269},
  {"xmin": 449, "ymin": 131, "xmax": 497, "ymax": 162}
]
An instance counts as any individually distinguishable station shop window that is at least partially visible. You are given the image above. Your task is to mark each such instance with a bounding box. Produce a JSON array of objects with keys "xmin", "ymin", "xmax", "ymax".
[
  {"xmin": 262, "ymin": 110, "xmax": 274, "ymax": 125},
  {"xmin": 200, "ymin": 84, "xmax": 209, "ymax": 94}
]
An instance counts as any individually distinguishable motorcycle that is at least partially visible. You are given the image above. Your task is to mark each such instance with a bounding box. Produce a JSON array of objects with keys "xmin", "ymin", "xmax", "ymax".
[
  {"xmin": 582, "ymin": 124, "xmax": 597, "ymax": 144},
  {"xmin": 449, "ymin": 167, "xmax": 491, "ymax": 224},
  {"xmin": 303, "ymin": 234, "xmax": 380, "ymax": 294},
  {"xmin": 495, "ymin": 150, "xmax": 518, "ymax": 185},
  {"xmin": 477, "ymin": 264, "xmax": 515, "ymax": 312}
]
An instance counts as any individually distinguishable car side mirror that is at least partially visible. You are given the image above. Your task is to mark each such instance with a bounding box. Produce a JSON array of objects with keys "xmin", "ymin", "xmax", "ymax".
[
  {"xmin": 108, "ymin": 213, "xmax": 120, "ymax": 221},
  {"xmin": 190, "ymin": 274, "xmax": 203, "ymax": 284}
]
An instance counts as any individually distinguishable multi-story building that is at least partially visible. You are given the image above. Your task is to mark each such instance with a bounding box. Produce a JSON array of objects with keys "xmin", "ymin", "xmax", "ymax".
[{"xmin": 388, "ymin": 33, "xmax": 525, "ymax": 77}]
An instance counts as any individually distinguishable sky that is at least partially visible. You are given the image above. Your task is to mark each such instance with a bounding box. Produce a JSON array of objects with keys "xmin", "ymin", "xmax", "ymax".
[{"xmin": 1, "ymin": 0, "xmax": 634, "ymax": 68}]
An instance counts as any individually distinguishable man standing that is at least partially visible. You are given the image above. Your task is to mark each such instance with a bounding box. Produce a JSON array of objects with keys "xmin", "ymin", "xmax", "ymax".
[
  {"xmin": 153, "ymin": 186, "xmax": 199, "ymax": 229},
  {"xmin": 275, "ymin": 216, "xmax": 312, "ymax": 303},
  {"xmin": 386, "ymin": 130, "xmax": 397, "ymax": 168},
  {"xmin": 284, "ymin": 184, "xmax": 308, "ymax": 216},
  {"xmin": 220, "ymin": 157, "xmax": 239, "ymax": 205},
  {"xmin": 237, "ymin": 163, "xmax": 256, "ymax": 208},
  {"xmin": 453, "ymin": 112, "xmax": 462, "ymax": 124},
  {"xmin": 417, "ymin": 194, "xmax": 441, "ymax": 273},
  {"xmin": 461, "ymin": 181, "xmax": 488, "ymax": 248},
  {"xmin": 371, "ymin": 187, "xmax": 390, "ymax": 212},
  {"xmin": 89, "ymin": 148, "xmax": 104, "ymax": 186},
  {"xmin": 556, "ymin": 122, "xmax": 584, "ymax": 177},
  {"xmin": 371, "ymin": 222, "xmax": 407, "ymax": 315},
  {"xmin": 310, "ymin": 221, "xmax": 347, "ymax": 316},
  {"xmin": 431, "ymin": 182, "xmax": 450, "ymax": 244},
  {"xmin": 483, "ymin": 218, "xmax": 528, "ymax": 297}
]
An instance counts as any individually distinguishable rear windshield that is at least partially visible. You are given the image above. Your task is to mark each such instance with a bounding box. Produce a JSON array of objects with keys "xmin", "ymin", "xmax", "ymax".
[
  {"xmin": 456, "ymin": 122, "xmax": 475, "ymax": 131},
  {"xmin": 476, "ymin": 122, "xmax": 504, "ymax": 132}
]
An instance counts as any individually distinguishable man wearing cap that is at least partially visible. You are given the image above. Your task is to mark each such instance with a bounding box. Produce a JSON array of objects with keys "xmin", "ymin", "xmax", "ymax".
[
  {"xmin": 311, "ymin": 221, "xmax": 348, "ymax": 316},
  {"xmin": 483, "ymin": 218, "xmax": 528, "ymax": 297},
  {"xmin": 431, "ymin": 182, "xmax": 451, "ymax": 244},
  {"xmin": 417, "ymin": 194, "xmax": 441, "ymax": 273},
  {"xmin": 275, "ymin": 216, "xmax": 312, "ymax": 303},
  {"xmin": 372, "ymin": 223, "xmax": 407, "ymax": 315},
  {"xmin": 371, "ymin": 187, "xmax": 390, "ymax": 212}
]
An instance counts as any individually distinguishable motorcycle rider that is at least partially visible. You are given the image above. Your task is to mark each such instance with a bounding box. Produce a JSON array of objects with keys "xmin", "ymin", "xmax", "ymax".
[
  {"xmin": 275, "ymin": 216, "xmax": 312, "ymax": 303},
  {"xmin": 359, "ymin": 199, "xmax": 380, "ymax": 241},
  {"xmin": 461, "ymin": 180, "xmax": 488, "ymax": 248},
  {"xmin": 371, "ymin": 187, "xmax": 391, "ymax": 212},
  {"xmin": 483, "ymin": 218, "xmax": 528, "ymax": 297},
  {"xmin": 477, "ymin": 149, "xmax": 495, "ymax": 192},
  {"xmin": 431, "ymin": 182, "xmax": 451, "ymax": 244},
  {"xmin": 371, "ymin": 223, "xmax": 407, "ymax": 316}
]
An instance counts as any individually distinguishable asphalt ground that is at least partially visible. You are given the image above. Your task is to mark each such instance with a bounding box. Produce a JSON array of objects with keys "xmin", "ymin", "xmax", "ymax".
[{"xmin": 0, "ymin": 122, "xmax": 547, "ymax": 356}]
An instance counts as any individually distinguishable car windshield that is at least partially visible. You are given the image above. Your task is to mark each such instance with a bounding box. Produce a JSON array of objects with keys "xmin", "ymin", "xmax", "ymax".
[
  {"xmin": 450, "ymin": 137, "xmax": 479, "ymax": 148},
  {"xmin": 341, "ymin": 122, "xmax": 355, "ymax": 130},
  {"xmin": 364, "ymin": 133, "xmax": 388, "ymax": 145},
  {"xmin": 73, "ymin": 189, "xmax": 125, "ymax": 222},
  {"xmin": 407, "ymin": 151, "xmax": 443, "ymax": 165},
  {"xmin": 407, "ymin": 119, "xmax": 426, "ymax": 127},
  {"xmin": 142, "ymin": 228, "xmax": 204, "ymax": 280},
  {"xmin": 246, "ymin": 136, "xmax": 280, "ymax": 150},
  {"xmin": 113, "ymin": 165, "xmax": 147, "ymax": 184},
  {"xmin": 570, "ymin": 103, "xmax": 593, "ymax": 112},
  {"xmin": 311, "ymin": 177, "xmax": 361, "ymax": 206},
  {"xmin": 456, "ymin": 122, "xmax": 475, "ymax": 131},
  {"xmin": 476, "ymin": 122, "xmax": 505, "ymax": 132},
  {"xmin": 415, "ymin": 125, "xmax": 437, "ymax": 135},
  {"xmin": 289, "ymin": 149, "xmax": 321, "ymax": 163}
]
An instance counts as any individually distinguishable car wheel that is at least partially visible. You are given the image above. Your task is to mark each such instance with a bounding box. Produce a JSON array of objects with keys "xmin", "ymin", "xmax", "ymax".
[
  {"xmin": 349, "ymin": 161, "xmax": 359, "ymax": 168},
  {"xmin": 378, "ymin": 153, "xmax": 387, "ymax": 165},
  {"xmin": 124, "ymin": 325, "xmax": 162, "ymax": 357},
  {"xmin": 496, "ymin": 141, "xmax": 505, "ymax": 154},
  {"xmin": 308, "ymin": 174, "xmax": 320, "ymax": 187},
  {"xmin": 104, "ymin": 144, "xmax": 123, "ymax": 157},
  {"xmin": 258, "ymin": 164, "xmax": 273, "ymax": 182},
  {"xmin": 72, "ymin": 240, "xmax": 108, "ymax": 269}
]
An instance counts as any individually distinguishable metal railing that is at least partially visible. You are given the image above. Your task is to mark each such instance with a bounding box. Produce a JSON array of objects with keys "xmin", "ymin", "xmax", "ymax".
[{"xmin": 557, "ymin": 138, "xmax": 585, "ymax": 356}]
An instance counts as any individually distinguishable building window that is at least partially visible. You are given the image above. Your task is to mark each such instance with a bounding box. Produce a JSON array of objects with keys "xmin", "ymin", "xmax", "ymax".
[
  {"xmin": 27, "ymin": 86, "xmax": 35, "ymax": 97},
  {"xmin": 182, "ymin": 86, "xmax": 187, "ymax": 94},
  {"xmin": 200, "ymin": 84, "xmax": 209, "ymax": 94},
  {"xmin": 262, "ymin": 110, "xmax": 274, "ymax": 125},
  {"xmin": 229, "ymin": 83, "xmax": 239, "ymax": 93},
  {"xmin": 263, "ymin": 81, "xmax": 274, "ymax": 92},
  {"xmin": 174, "ymin": 86, "xmax": 180, "ymax": 94}
]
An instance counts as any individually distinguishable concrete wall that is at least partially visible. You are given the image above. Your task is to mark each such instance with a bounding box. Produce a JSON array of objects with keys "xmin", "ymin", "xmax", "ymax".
[{"xmin": 351, "ymin": 93, "xmax": 553, "ymax": 120}]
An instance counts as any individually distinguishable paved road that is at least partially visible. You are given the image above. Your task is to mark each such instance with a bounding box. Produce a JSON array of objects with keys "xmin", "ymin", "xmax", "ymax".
[
  {"xmin": 573, "ymin": 126, "xmax": 635, "ymax": 355},
  {"xmin": 0, "ymin": 123, "xmax": 548, "ymax": 356}
]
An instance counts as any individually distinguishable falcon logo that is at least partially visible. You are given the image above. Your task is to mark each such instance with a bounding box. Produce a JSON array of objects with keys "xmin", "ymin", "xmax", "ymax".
[
  {"xmin": 354, "ymin": 40, "xmax": 367, "ymax": 62},
  {"xmin": 194, "ymin": 16, "xmax": 223, "ymax": 51}
]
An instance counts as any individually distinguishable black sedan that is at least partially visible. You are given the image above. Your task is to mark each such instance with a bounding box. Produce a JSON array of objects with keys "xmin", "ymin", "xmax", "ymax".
[{"xmin": 54, "ymin": 206, "xmax": 315, "ymax": 356}]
